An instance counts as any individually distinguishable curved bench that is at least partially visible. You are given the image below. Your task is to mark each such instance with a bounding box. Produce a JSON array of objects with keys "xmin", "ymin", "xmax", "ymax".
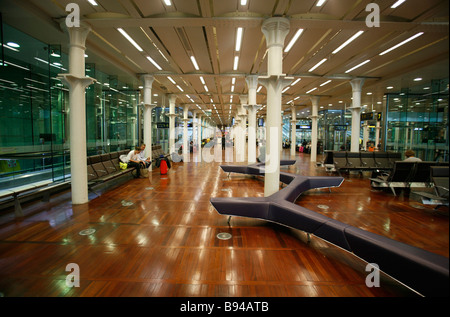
[{"xmin": 210, "ymin": 162, "xmax": 449, "ymax": 297}]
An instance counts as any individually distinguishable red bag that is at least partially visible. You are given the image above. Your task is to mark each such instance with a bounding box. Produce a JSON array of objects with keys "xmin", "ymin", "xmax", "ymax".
[
  {"xmin": 160, "ymin": 160, "xmax": 168, "ymax": 175},
  {"xmin": 299, "ymin": 146, "xmax": 304, "ymax": 153}
]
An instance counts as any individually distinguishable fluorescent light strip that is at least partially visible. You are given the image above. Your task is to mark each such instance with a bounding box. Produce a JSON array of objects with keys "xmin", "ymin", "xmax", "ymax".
[
  {"xmin": 235, "ymin": 28, "xmax": 243, "ymax": 52},
  {"xmin": 164, "ymin": 0, "xmax": 172, "ymax": 6},
  {"xmin": 284, "ymin": 29, "xmax": 304, "ymax": 53},
  {"xmin": 308, "ymin": 58, "xmax": 327, "ymax": 72},
  {"xmin": 316, "ymin": 0, "xmax": 327, "ymax": 6},
  {"xmin": 332, "ymin": 31, "xmax": 364, "ymax": 54},
  {"xmin": 345, "ymin": 59, "xmax": 370, "ymax": 73},
  {"xmin": 391, "ymin": 0, "xmax": 406, "ymax": 9},
  {"xmin": 379, "ymin": 32, "xmax": 424, "ymax": 56},
  {"xmin": 306, "ymin": 87, "xmax": 317, "ymax": 94},
  {"xmin": 146, "ymin": 56, "xmax": 162, "ymax": 70},
  {"xmin": 176, "ymin": 85, "xmax": 184, "ymax": 92},
  {"xmin": 200, "ymin": 76, "xmax": 205, "ymax": 85},
  {"xmin": 117, "ymin": 28, "xmax": 143, "ymax": 52},
  {"xmin": 320, "ymin": 80, "xmax": 331, "ymax": 86},
  {"xmin": 241, "ymin": 0, "xmax": 248, "ymax": 5},
  {"xmin": 190, "ymin": 56, "xmax": 200, "ymax": 70},
  {"xmin": 291, "ymin": 78, "xmax": 301, "ymax": 86},
  {"xmin": 233, "ymin": 56, "xmax": 239, "ymax": 70},
  {"xmin": 87, "ymin": 0, "xmax": 98, "ymax": 6},
  {"xmin": 168, "ymin": 77, "xmax": 176, "ymax": 85}
]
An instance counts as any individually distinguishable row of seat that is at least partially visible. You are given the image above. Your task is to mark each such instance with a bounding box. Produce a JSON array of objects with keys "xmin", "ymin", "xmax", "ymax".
[
  {"xmin": 87, "ymin": 150, "xmax": 135, "ymax": 185},
  {"xmin": 415, "ymin": 166, "xmax": 449, "ymax": 209},
  {"xmin": 370, "ymin": 161, "xmax": 449, "ymax": 195},
  {"xmin": 326, "ymin": 151, "xmax": 402, "ymax": 172},
  {"xmin": 211, "ymin": 162, "xmax": 449, "ymax": 297}
]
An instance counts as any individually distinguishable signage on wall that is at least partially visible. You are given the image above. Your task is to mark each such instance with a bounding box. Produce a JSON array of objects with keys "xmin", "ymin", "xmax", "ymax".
[
  {"xmin": 156, "ymin": 122, "xmax": 169, "ymax": 129},
  {"xmin": 296, "ymin": 125, "xmax": 311, "ymax": 130},
  {"xmin": 360, "ymin": 112, "xmax": 374, "ymax": 121}
]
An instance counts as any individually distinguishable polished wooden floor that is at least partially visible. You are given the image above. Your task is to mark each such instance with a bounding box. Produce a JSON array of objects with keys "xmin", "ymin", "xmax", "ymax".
[{"xmin": 0, "ymin": 150, "xmax": 448, "ymax": 297}]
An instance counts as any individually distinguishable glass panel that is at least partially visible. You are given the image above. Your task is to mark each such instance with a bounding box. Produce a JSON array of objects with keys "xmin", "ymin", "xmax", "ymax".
[
  {"xmin": 0, "ymin": 23, "xmax": 141, "ymax": 190},
  {"xmin": 385, "ymin": 81, "xmax": 448, "ymax": 161}
]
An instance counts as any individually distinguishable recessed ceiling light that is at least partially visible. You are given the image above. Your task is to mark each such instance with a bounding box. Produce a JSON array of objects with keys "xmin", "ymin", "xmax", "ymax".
[
  {"xmin": 387, "ymin": 86, "xmax": 394, "ymax": 89},
  {"xmin": 414, "ymin": 77, "xmax": 422, "ymax": 81},
  {"xmin": 235, "ymin": 28, "xmax": 243, "ymax": 52},
  {"xmin": 345, "ymin": 59, "xmax": 370, "ymax": 73},
  {"xmin": 284, "ymin": 29, "xmax": 304, "ymax": 53},
  {"xmin": 391, "ymin": 0, "xmax": 406, "ymax": 9},
  {"xmin": 117, "ymin": 28, "xmax": 143, "ymax": 52},
  {"xmin": 320, "ymin": 80, "xmax": 331, "ymax": 87},
  {"xmin": 379, "ymin": 32, "xmax": 424, "ymax": 56},
  {"xmin": 332, "ymin": 31, "xmax": 364, "ymax": 54},
  {"xmin": 190, "ymin": 56, "xmax": 200, "ymax": 70},
  {"xmin": 146, "ymin": 56, "xmax": 162, "ymax": 70},
  {"xmin": 6, "ymin": 42, "xmax": 20, "ymax": 48},
  {"xmin": 308, "ymin": 58, "xmax": 327, "ymax": 72},
  {"xmin": 233, "ymin": 56, "xmax": 239, "ymax": 70}
]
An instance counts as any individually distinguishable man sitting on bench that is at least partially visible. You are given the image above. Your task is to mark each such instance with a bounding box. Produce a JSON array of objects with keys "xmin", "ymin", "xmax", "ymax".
[
  {"xmin": 127, "ymin": 146, "xmax": 146, "ymax": 178},
  {"xmin": 138, "ymin": 143, "xmax": 152, "ymax": 168}
]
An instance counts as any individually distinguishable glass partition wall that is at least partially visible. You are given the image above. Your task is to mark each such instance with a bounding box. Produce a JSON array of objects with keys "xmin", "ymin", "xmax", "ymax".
[
  {"xmin": 0, "ymin": 23, "xmax": 141, "ymax": 189},
  {"xmin": 385, "ymin": 79, "xmax": 449, "ymax": 161}
]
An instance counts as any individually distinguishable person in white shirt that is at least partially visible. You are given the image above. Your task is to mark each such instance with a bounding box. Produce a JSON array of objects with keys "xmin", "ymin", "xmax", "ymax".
[
  {"xmin": 403, "ymin": 149, "xmax": 422, "ymax": 162},
  {"xmin": 127, "ymin": 146, "xmax": 145, "ymax": 178},
  {"xmin": 138, "ymin": 143, "xmax": 151, "ymax": 168}
]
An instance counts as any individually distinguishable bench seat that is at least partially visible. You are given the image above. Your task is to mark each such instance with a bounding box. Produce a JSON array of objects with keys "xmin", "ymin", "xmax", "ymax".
[{"xmin": 210, "ymin": 162, "xmax": 449, "ymax": 297}]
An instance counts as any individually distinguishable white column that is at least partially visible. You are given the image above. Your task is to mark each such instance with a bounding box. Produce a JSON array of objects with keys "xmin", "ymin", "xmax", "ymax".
[
  {"xmin": 260, "ymin": 17, "xmax": 291, "ymax": 197},
  {"xmin": 290, "ymin": 105, "xmax": 297, "ymax": 158},
  {"xmin": 141, "ymin": 75, "xmax": 156, "ymax": 166},
  {"xmin": 245, "ymin": 75, "xmax": 259, "ymax": 164},
  {"xmin": 375, "ymin": 120, "xmax": 381, "ymax": 149},
  {"xmin": 182, "ymin": 106, "xmax": 190, "ymax": 162},
  {"xmin": 197, "ymin": 114, "xmax": 203, "ymax": 162},
  {"xmin": 349, "ymin": 78, "xmax": 365, "ymax": 152},
  {"xmin": 58, "ymin": 23, "xmax": 95, "ymax": 205},
  {"xmin": 237, "ymin": 96, "xmax": 247, "ymax": 162},
  {"xmin": 168, "ymin": 94, "xmax": 177, "ymax": 156},
  {"xmin": 310, "ymin": 96, "xmax": 320, "ymax": 163},
  {"xmin": 363, "ymin": 121, "xmax": 369, "ymax": 150}
]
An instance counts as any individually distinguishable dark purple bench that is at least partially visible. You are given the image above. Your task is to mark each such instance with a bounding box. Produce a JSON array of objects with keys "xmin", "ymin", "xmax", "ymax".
[{"xmin": 210, "ymin": 162, "xmax": 449, "ymax": 297}]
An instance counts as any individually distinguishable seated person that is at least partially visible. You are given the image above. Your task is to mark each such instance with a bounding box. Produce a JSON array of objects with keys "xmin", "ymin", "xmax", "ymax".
[
  {"xmin": 403, "ymin": 149, "xmax": 422, "ymax": 162},
  {"xmin": 138, "ymin": 143, "xmax": 152, "ymax": 168},
  {"xmin": 127, "ymin": 146, "xmax": 145, "ymax": 178}
]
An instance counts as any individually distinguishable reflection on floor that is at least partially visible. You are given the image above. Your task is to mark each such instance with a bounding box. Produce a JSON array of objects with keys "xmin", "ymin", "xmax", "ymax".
[{"xmin": 0, "ymin": 150, "xmax": 447, "ymax": 297}]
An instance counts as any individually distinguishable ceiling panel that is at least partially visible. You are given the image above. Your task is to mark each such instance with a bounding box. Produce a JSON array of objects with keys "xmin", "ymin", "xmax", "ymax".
[{"xmin": 0, "ymin": 0, "xmax": 447, "ymax": 127}]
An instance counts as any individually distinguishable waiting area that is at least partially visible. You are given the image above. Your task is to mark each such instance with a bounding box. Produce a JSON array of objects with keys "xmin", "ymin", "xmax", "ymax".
[{"xmin": 0, "ymin": 150, "xmax": 447, "ymax": 298}]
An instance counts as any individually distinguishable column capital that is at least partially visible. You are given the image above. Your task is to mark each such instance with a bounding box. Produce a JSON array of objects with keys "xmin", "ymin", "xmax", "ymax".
[
  {"xmin": 261, "ymin": 17, "xmax": 290, "ymax": 48},
  {"xmin": 350, "ymin": 77, "xmax": 365, "ymax": 92},
  {"xmin": 310, "ymin": 95, "xmax": 321, "ymax": 105},
  {"xmin": 141, "ymin": 102, "xmax": 157, "ymax": 109},
  {"xmin": 58, "ymin": 74, "xmax": 96, "ymax": 89},
  {"xmin": 258, "ymin": 75, "xmax": 292, "ymax": 90},
  {"xmin": 245, "ymin": 75, "xmax": 259, "ymax": 89},
  {"xmin": 244, "ymin": 104, "xmax": 261, "ymax": 112},
  {"xmin": 141, "ymin": 74, "xmax": 154, "ymax": 85},
  {"xmin": 168, "ymin": 94, "xmax": 178, "ymax": 103},
  {"xmin": 59, "ymin": 21, "xmax": 91, "ymax": 48}
]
